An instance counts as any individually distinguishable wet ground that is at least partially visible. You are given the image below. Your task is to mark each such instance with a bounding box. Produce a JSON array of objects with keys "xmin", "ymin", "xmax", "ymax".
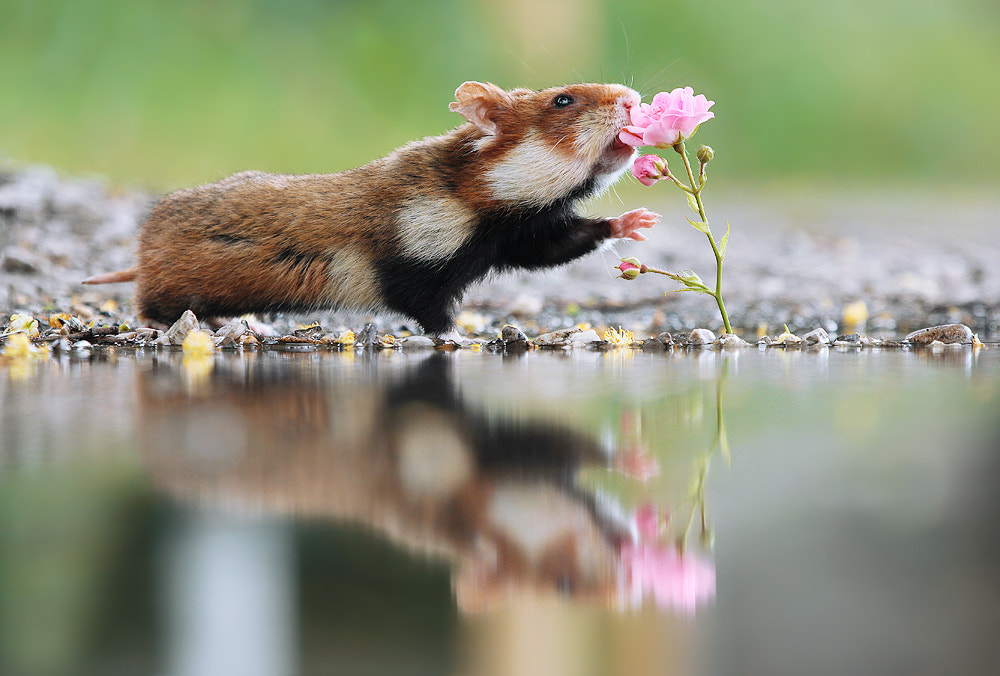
[
  {"xmin": 1, "ymin": 346, "xmax": 999, "ymax": 675},
  {"xmin": 2, "ymin": 164, "xmax": 1000, "ymax": 339}
]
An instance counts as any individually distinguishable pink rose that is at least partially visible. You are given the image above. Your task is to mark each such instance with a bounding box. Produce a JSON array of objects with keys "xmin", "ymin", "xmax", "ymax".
[
  {"xmin": 619, "ymin": 87, "xmax": 715, "ymax": 149},
  {"xmin": 631, "ymin": 154, "xmax": 668, "ymax": 186}
]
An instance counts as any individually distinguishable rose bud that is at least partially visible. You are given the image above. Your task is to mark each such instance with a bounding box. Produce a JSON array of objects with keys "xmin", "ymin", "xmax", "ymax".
[
  {"xmin": 697, "ymin": 145, "xmax": 715, "ymax": 163},
  {"xmin": 617, "ymin": 257, "xmax": 644, "ymax": 280},
  {"xmin": 631, "ymin": 154, "xmax": 669, "ymax": 187}
]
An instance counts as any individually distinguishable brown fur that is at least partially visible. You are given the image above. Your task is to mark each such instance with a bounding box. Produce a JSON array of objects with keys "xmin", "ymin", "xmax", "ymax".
[{"xmin": 91, "ymin": 82, "xmax": 645, "ymax": 326}]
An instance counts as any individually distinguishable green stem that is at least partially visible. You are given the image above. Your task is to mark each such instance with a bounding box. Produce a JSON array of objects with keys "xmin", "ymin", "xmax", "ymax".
[{"xmin": 676, "ymin": 141, "xmax": 733, "ymax": 335}]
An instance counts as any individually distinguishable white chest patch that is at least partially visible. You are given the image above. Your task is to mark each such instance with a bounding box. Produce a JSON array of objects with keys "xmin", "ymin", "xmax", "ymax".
[
  {"xmin": 324, "ymin": 245, "xmax": 384, "ymax": 310},
  {"xmin": 484, "ymin": 136, "xmax": 592, "ymax": 207},
  {"xmin": 396, "ymin": 196, "xmax": 476, "ymax": 265}
]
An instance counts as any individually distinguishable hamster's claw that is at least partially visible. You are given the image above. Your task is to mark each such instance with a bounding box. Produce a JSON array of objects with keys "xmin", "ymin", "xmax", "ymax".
[{"xmin": 610, "ymin": 208, "xmax": 660, "ymax": 241}]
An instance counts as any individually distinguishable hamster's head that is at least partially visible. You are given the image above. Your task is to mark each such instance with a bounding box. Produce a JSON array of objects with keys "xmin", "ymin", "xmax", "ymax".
[{"xmin": 450, "ymin": 81, "xmax": 641, "ymax": 207}]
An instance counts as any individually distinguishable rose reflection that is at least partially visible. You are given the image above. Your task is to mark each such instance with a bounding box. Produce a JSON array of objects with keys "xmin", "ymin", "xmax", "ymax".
[{"xmin": 139, "ymin": 353, "xmax": 720, "ymax": 614}]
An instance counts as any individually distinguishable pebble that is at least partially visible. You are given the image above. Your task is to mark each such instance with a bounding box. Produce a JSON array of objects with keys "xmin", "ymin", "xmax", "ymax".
[
  {"xmin": 214, "ymin": 319, "xmax": 248, "ymax": 347},
  {"xmin": 802, "ymin": 328, "xmax": 832, "ymax": 345},
  {"xmin": 533, "ymin": 327, "xmax": 580, "ymax": 348},
  {"xmin": 491, "ymin": 324, "xmax": 530, "ymax": 351},
  {"xmin": 397, "ymin": 335, "xmax": 435, "ymax": 349},
  {"xmin": 687, "ymin": 328, "xmax": 716, "ymax": 346},
  {"xmin": 714, "ymin": 333, "xmax": 749, "ymax": 349},
  {"xmin": 904, "ymin": 323, "xmax": 974, "ymax": 345},
  {"xmin": 355, "ymin": 322, "xmax": 379, "ymax": 349},
  {"xmin": 501, "ymin": 325, "xmax": 528, "ymax": 343},
  {"xmin": 568, "ymin": 329, "xmax": 602, "ymax": 345},
  {"xmin": 164, "ymin": 310, "xmax": 200, "ymax": 345}
]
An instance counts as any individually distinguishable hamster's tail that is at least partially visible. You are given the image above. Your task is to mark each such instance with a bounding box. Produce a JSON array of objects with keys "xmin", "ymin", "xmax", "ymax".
[{"xmin": 82, "ymin": 267, "xmax": 138, "ymax": 284}]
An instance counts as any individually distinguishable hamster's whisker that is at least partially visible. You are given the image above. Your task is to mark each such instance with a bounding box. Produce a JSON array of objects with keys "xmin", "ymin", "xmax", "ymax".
[{"xmin": 545, "ymin": 134, "xmax": 571, "ymax": 157}]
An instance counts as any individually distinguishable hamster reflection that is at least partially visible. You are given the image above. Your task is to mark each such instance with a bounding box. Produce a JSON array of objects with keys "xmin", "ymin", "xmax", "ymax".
[{"xmin": 140, "ymin": 354, "xmax": 714, "ymax": 612}]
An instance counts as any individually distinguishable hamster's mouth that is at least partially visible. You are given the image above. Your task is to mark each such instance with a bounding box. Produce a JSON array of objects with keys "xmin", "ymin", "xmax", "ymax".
[
  {"xmin": 599, "ymin": 135, "xmax": 635, "ymax": 170},
  {"xmin": 610, "ymin": 136, "xmax": 630, "ymax": 152}
]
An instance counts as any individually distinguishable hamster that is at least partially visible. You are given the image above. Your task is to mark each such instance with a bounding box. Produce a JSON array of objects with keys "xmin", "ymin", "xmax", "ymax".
[{"xmin": 85, "ymin": 81, "xmax": 659, "ymax": 333}]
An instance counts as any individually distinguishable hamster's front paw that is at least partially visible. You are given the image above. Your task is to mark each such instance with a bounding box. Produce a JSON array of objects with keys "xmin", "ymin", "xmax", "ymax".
[{"xmin": 609, "ymin": 208, "xmax": 660, "ymax": 241}]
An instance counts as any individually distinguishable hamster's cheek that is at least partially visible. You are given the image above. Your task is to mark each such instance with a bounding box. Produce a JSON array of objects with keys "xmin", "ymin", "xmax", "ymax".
[{"xmin": 483, "ymin": 133, "xmax": 590, "ymax": 206}]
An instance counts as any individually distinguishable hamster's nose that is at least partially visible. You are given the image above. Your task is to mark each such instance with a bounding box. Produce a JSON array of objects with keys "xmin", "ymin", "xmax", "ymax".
[{"xmin": 619, "ymin": 90, "xmax": 641, "ymax": 111}]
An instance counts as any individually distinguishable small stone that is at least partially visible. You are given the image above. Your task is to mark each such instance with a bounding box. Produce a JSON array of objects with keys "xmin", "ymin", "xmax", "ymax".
[
  {"xmin": 688, "ymin": 328, "xmax": 716, "ymax": 345},
  {"xmin": 533, "ymin": 327, "xmax": 580, "ymax": 348},
  {"xmin": 72, "ymin": 340, "xmax": 92, "ymax": 350},
  {"xmin": 904, "ymin": 323, "xmax": 974, "ymax": 345},
  {"xmin": 714, "ymin": 333, "xmax": 749, "ymax": 349},
  {"xmin": 214, "ymin": 318, "xmax": 248, "ymax": 347},
  {"xmin": 757, "ymin": 336, "xmax": 773, "ymax": 346},
  {"xmin": 568, "ymin": 329, "xmax": 602, "ymax": 344},
  {"xmin": 355, "ymin": 322, "xmax": 379, "ymax": 349},
  {"xmin": 52, "ymin": 337, "xmax": 72, "ymax": 352},
  {"xmin": 501, "ymin": 325, "xmax": 528, "ymax": 343},
  {"xmin": 802, "ymin": 328, "xmax": 831, "ymax": 345},
  {"xmin": 835, "ymin": 333, "xmax": 861, "ymax": 343},
  {"xmin": 775, "ymin": 327, "xmax": 804, "ymax": 346},
  {"xmin": 397, "ymin": 335, "xmax": 435, "ymax": 349},
  {"xmin": 656, "ymin": 331, "xmax": 673, "ymax": 345},
  {"xmin": 165, "ymin": 310, "xmax": 199, "ymax": 345},
  {"xmin": 498, "ymin": 324, "xmax": 529, "ymax": 351}
]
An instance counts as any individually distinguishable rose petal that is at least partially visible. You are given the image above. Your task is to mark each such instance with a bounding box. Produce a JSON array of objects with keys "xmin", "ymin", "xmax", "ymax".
[
  {"xmin": 619, "ymin": 127, "xmax": 646, "ymax": 148},
  {"xmin": 642, "ymin": 120, "xmax": 680, "ymax": 148}
]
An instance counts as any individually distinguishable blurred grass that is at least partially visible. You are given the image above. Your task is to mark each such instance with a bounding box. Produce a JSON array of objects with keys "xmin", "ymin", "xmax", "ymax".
[{"xmin": 0, "ymin": 0, "xmax": 998, "ymax": 190}]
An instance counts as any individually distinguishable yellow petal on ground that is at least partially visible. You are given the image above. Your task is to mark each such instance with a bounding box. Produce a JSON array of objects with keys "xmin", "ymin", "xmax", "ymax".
[
  {"xmin": 49, "ymin": 313, "xmax": 72, "ymax": 329},
  {"xmin": 7, "ymin": 313, "xmax": 40, "ymax": 338},
  {"xmin": 181, "ymin": 329, "xmax": 215, "ymax": 356},
  {"xmin": 338, "ymin": 330, "xmax": 356, "ymax": 346}
]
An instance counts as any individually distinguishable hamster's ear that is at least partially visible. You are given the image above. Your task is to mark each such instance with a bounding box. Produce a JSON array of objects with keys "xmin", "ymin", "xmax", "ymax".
[{"xmin": 449, "ymin": 81, "xmax": 511, "ymax": 136}]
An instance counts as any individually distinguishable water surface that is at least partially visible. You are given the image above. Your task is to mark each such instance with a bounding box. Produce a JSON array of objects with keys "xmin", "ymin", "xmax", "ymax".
[{"xmin": 1, "ymin": 346, "xmax": 998, "ymax": 675}]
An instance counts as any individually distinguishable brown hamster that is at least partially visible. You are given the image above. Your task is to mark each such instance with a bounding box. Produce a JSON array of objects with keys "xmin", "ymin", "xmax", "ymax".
[{"xmin": 85, "ymin": 82, "xmax": 659, "ymax": 333}]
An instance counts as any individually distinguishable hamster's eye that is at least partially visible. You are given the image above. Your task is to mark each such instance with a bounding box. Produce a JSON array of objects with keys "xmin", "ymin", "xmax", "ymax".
[{"xmin": 552, "ymin": 94, "xmax": 575, "ymax": 108}]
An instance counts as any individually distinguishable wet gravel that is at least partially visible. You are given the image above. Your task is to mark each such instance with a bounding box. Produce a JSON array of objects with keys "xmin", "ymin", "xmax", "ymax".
[{"xmin": 2, "ymin": 163, "xmax": 999, "ymax": 342}]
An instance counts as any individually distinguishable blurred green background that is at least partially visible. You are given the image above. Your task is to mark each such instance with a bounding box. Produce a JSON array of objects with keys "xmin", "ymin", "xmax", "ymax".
[{"xmin": 1, "ymin": 0, "xmax": 998, "ymax": 190}]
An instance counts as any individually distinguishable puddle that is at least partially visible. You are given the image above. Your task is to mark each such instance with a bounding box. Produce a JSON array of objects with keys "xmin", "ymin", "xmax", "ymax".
[{"xmin": 1, "ymin": 347, "xmax": 998, "ymax": 675}]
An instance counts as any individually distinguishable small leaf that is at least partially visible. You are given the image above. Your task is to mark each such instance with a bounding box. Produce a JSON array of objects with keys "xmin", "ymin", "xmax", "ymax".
[
  {"xmin": 666, "ymin": 288, "xmax": 712, "ymax": 295},
  {"xmin": 686, "ymin": 192, "xmax": 700, "ymax": 214},
  {"xmin": 680, "ymin": 270, "xmax": 706, "ymax": 286},
  {"xmin": 686, "ymin": 218, "xmax": 711, "ymax": 235},
  {"xmin": 718, "ymin": 221, "xmax": 731, "ymax": 260}
]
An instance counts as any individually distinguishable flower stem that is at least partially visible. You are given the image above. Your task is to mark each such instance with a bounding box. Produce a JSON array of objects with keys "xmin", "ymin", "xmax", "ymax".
[{"xmin": 676, "ymin": 141, "xmax": 733, "ymax": 335}]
